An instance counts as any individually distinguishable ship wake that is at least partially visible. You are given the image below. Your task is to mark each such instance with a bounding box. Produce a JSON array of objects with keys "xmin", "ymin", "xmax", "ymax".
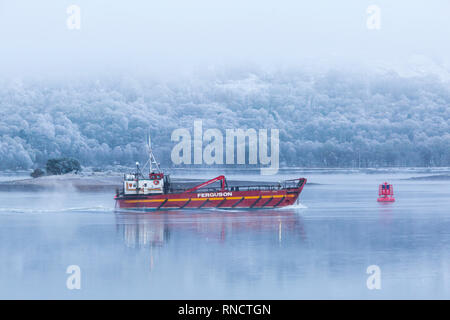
[{"xmin": 0, "ymin": 205, "xmax": 115, "ymax": 214}]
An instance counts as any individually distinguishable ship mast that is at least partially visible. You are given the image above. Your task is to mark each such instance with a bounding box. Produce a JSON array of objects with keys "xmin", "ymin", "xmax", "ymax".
[{"xmin": 147, "ymin": 135, "xmax": 161, "ymax": 173}]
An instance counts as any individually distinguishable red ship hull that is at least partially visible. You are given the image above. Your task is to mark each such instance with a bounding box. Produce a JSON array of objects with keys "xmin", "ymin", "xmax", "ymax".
[{"xmin": 115, "ymin": 178, "xmax": 307, "ymax": 211}]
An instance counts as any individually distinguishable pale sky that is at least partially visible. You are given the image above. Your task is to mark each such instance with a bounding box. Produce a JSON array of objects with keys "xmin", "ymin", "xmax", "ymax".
[{"xmin": 0, "ymin": 0, "xmax": 449, "ymax": 77}]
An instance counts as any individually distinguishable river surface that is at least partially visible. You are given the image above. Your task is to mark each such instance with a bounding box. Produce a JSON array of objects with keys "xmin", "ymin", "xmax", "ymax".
[{"xmin": 0, "ymin": 169, "xmax": 450, "ymax": 299}]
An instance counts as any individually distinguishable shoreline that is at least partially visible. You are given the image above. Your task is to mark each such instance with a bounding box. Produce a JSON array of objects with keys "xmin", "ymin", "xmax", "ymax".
[
  {"xmin": 0, "ymin": 173, "xmax": 319, "ymax": 192},
  {"xmin": 1, "ymin": 168, "xmax": 449, "ymax": 192}
]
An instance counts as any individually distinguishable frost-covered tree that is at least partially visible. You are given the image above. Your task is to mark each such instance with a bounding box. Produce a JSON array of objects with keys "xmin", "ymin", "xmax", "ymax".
[{"xmin": 0, "ymin": 67, "xmax": 449, "ymax": 169}]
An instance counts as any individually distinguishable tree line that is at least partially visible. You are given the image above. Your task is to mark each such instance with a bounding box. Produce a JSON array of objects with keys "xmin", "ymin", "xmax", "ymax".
[{"xmin": 0, "ymin": 68, "xmax": 449, "ymax": 170}]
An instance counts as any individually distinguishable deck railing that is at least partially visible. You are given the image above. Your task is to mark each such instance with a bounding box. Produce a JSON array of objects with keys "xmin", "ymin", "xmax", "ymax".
[
  {"xmin": 169, "ymin": 180, "xmax": 305, "ymax": 194},
  {"xmin": 119, "ymin": 179, "xmax": 305, "ymax": 196}
]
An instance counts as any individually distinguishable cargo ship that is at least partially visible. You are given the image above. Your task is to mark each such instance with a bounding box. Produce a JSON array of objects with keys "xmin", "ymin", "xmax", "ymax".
[{"xmin": 114, "ymin": 139, "xmax": 307, "ymax": 210}]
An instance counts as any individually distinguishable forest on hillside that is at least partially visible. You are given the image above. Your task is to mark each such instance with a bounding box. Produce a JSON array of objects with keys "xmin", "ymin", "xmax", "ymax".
[{"xmin": 1, "ymin": 68, "xmax": 449, "ymax": 170}]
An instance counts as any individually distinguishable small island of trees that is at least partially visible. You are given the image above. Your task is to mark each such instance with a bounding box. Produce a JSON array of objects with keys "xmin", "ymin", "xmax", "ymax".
[{"xmin": 30, "ymin": 158, "xmax": 81, "ymax": 178}]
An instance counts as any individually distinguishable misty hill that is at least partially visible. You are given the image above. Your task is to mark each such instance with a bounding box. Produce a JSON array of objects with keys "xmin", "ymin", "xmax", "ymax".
[{"xmin": 1, "ymin": 68, "xmax": 449, "ymax": 170}]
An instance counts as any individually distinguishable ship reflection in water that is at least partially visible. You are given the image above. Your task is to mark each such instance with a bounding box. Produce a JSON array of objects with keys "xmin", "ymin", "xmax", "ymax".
[
  {"xmin": 115, "ymin": 209, "xmax": 306, "ymax": 249},
  {"xmin": 114, "ymin": 209, "xmax": 308, "ymax": 289}
]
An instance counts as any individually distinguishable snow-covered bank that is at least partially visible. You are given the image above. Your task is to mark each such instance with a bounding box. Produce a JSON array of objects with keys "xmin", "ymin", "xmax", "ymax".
[
  {"xmin": 0, "ymin": 173, "xmax": 122, "ymax": 191},
  {"xmin": 0, "ymin": 172, "xmax": 318, "ymax": 192},
  {"xmin": 404, "ymin": 174, "xmax": 450, "ymax": 181}
]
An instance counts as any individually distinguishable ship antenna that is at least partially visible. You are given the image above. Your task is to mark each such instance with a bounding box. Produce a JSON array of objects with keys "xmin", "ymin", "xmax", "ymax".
[{"xmin": 147, "ymin": 134, "xmax": 161, "ymax": 173}]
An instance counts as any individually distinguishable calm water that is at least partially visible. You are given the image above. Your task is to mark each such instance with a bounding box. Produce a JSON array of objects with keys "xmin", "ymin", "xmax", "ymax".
[{"xmin": 1, "ymin": 170, "xmax": 450, "ymax": 299}]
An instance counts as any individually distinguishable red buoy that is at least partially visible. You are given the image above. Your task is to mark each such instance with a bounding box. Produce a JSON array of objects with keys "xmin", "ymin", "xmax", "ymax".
[{"xmin": 377, "ymin": 182, "xmax": 395, "ymax": 202}]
